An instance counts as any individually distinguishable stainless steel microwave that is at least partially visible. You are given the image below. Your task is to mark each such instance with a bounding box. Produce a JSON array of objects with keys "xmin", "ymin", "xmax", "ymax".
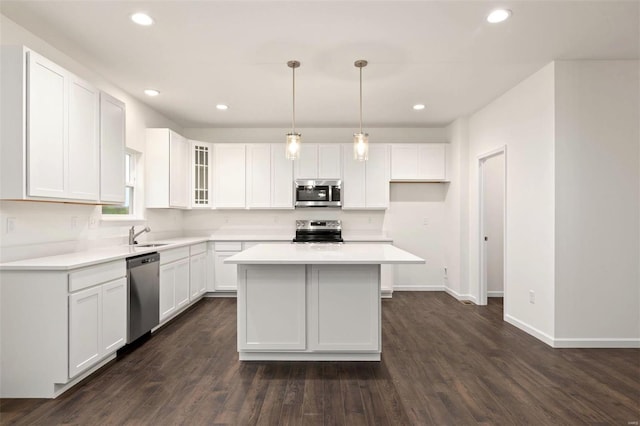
[{"xmin": 294, "ymin": 179, "xmax": 342, "ymax": 208}]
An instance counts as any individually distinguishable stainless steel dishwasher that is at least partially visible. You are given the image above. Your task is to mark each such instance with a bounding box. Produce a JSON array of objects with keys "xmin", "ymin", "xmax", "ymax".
[{"xmin": 126, "ymin": 252, "xmax": 160, "ymax": 343}]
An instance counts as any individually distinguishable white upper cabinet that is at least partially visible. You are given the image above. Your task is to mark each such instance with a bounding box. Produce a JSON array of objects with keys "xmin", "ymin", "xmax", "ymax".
[
  {"xmin": 191, "ymin": 140, "xmax": 213, "ymax": 208},
  {"xmin": 271, "ymin": 143, "xmax": 294, "ymax": 208},
  {"xmin": 318, "ymin": 144, "xmax": 342, "ymax": 179},
  {"xmin": 145, "ymin": 129, "xmax": 189, "ymax": 208},
  {"xmin": 246, "ymin": 144, "xmax": 294, "ymax": 209},
  {"xmin": 294, "ymin": 143, "xmax": 318, "ymax": 179},
  {"xmin": 27, "ymin": 51, "xmax": 69, "ymax": 199},
  {"xmin": 246, "ymin": 144, "xmax": 271, "ymax": 208},
  {"xmin": 294, "ymin": 144, "xmax": 342, "ymax": 179},
  {"xmin": 0, "ymin": 46, "xmax": 123, "ymax": 203},
  {"xmin": 365, "ymin": 144, "xmax": 390, "ymax": 208},
  {"xmin": 390, "ymin": 143, "xmax": 448, "ymax": 181},
  {"xmin": 342, "ymin": 145, "xmax": 366, "ymax": 209},
  {"xmin": 214, "ymin": 144, "xmax": 246, "ymax": 208},
  {"xmin": 99, "ymin": 92, "xmax": 125, "ymax": 204},
  {"xmin": 342, "ymin": 144, "xmax": 390, "ymax": 209},
  {"xmin": 170, "ymin": 132, "xmax": 189, "ymax": 208},
  {"xmin": 68, "ymin": 76, "xmax": 100, "ymax": 201}
]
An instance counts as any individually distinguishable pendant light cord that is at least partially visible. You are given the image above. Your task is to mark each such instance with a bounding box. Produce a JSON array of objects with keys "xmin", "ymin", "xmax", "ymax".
[
  {"xmin": 359, "ymin": 66, "xmax": 363, "ymax": 134},
  {"xmin": 292, "ymin": 65, "xmax": 296, "ymax": 133}
]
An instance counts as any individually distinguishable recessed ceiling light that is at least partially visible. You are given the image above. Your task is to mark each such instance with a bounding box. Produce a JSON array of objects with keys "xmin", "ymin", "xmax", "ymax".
[
  {"xmin": 216, "ymin": 104, "xmax": 229, "ymax": 110},
  {"xmin": 487, "ymin": 9, "xmax": 512, "ymax": 24},
  {"xmin": 413, "ymin": 104, "xmax": 426, "ymax": 111},
  {"xmin": 131, "ymin": 12, "xmax": 154, "ymax": 26},
  {"xmin": 144, "ymin": 89, "xmax": 160, "ymax": 97}
]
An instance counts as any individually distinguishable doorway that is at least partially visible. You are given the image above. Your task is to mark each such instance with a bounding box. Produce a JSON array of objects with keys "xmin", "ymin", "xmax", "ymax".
[{"xmin": 478, "ymin": 147, "xmax": 506, "ymax": 309}]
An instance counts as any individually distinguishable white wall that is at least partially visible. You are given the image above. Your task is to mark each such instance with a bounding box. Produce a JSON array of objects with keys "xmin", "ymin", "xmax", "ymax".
[
  {"xmin": 554, "ymin": 60, "xmax": 640, "ymax": 342},
  {"xmin": 0, "ymin": 15, "xmax": 184, "ymax": 262},
  {"xmin": 443, "ymin": 118, "xmax": 470, "ymax": 298},
  {"xmin": 467, "ymin": 63, "xmax": 556, "ymax": 341}
]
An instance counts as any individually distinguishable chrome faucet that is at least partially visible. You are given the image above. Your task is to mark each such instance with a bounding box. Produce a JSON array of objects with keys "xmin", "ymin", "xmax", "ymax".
[{"xmin": 129, "ymin": 226, "xmax": 151, "ymax": 245}]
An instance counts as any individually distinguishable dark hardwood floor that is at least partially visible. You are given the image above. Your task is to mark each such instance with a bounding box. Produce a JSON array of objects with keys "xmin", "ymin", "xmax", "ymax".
[{"xmin": 2, "ymin": 293, "xmax": 638, "ymax": 425}]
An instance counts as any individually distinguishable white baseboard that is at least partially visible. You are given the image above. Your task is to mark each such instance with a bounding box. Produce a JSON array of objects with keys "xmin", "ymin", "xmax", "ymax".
[
  {"xmin": 444, "ymin": 286, "xmax": 477, "ymax": 303},
  {"xmin": 393, "ymin": 285, "xmax": 444, "ymax": 291},
  {"xmin": 487, "ymin": 291, "xmax": 504, "ymax": 297},
  {"xmin": 552, "ymin": 338, "xmax": 640, "ymax": 348},
  {"xmin": 505, "ymin": 314, "xmax": 640, "ymax": 348},
  {"xmin": 204, "ymin": 292, "xmax": 237, "ymax": 298},
  {"xmin": 504, "ymin": 314, "xmax": 554, "ymax": 347}
]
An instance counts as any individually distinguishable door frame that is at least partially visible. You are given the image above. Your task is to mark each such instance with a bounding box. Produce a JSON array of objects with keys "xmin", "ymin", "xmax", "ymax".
[{"xmin": 477, "ymin": 145, "xmax": 507, "ymax": 307}]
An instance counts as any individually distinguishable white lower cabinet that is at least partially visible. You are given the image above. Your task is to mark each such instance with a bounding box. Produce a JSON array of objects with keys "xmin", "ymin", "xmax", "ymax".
[
  {"xmin": 213, "ymin": 242, "xmax": 242, "ymax": 291},
  {"xmin": 159, "ymin": 256, "xmax": 190, "ymax": 323},
  {"xmin": 214, "ymin": 252, "xmax": 239, "ymax": 291},
  {"xmin": 189, "ymin": 245, "xmax": 207, "ymax": 300},
  {"xmin": 237, "ymin": 264, "xmax": 380, "ymax": 357},
  {"xmin": 68, "ymin": 286, "xmax": 101, "ymax": 378},
  {"xmin": 308, "ymin": 265, "xmax": 379, "ymax": 351},
  {"xmin": 175, "ymin": 259, "xmax": 190, "ymax": 310},
  {"xmin": 65, "ymin": 261, "xmax": 127, "ymax": 380},
  {"xmin": 238, "ymin": 265, "xmax": 306, "ymax": 350},
  {"xmin": 68, "ymin": 277, "xmax": 127, "ymax": 378},
  {"xmin": 159, "ymin": 244, "xmax": 207, "ymax": 323},
  {"xmin": 101, "ymin": 279, "xmax": 127, "ymax": 353},
  {"xmin": 159, "ymin": 263, "xmax": 177, "ymax": 321}
]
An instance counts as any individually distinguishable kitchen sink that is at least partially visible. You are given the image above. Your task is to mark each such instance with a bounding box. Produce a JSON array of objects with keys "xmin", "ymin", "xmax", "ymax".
[{"xmin": 135, "ymin": 243, "xmax": 169, "ymax": 248}]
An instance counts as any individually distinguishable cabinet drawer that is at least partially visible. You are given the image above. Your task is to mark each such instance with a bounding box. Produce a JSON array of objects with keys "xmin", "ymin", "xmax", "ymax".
[
  {"xmin": 214, "ymin": 242, "xmax": 242, "ymax": 252},
  {"xmin": 190, "ymin": 243, "xmax": 207, "ymax": 256},
  {"xmin": 69, "ymin": 260, "xmax": 126, "ymax": 293},
  {"xmin": 160, "ymin": 247, "xmax": 190, "ymax": 265}
]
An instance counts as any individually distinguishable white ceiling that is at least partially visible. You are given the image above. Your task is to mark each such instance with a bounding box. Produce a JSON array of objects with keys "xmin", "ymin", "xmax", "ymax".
[{"xmin": 1, "ymin": 1, "xmax": 638, "ymax": 128}]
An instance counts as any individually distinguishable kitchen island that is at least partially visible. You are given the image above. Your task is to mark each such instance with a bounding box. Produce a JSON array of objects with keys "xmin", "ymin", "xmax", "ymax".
[{"xmin": 225, "ymin": 243, "xmax": 424, "ymax": 361}]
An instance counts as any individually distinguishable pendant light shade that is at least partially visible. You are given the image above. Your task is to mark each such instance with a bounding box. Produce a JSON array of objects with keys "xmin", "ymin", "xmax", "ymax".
[
  {"xmin": 354, "ymin": 59, "xmax": 369, "ymax": 161},
  {"xmin": 286, "ymin": 132, "xmax": 301, "ymax": 159},
  {"xmin": 286, "ymin": 60, "xmax": 301, "ymax": 160}
]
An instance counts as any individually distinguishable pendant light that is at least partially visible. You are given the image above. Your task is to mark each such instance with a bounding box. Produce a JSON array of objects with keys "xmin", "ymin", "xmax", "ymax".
[
  {"xmin": 285, "ymin": 60, "xmax": 301, "ymax": 160},
  {"xmin": 353, "ymin": 59, "xmax": 369, "ymax": 161}
]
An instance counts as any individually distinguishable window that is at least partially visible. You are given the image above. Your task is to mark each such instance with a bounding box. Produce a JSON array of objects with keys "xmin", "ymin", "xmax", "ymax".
[{"xmin": 102, "ymin": 151, "xmax": 138, "ymax": 217}]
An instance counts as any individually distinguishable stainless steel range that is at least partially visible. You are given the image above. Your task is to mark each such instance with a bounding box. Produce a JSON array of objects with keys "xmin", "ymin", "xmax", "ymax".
[{"xmin": 293, "ymin": 220, "xmax": 343, "ymax": 243}]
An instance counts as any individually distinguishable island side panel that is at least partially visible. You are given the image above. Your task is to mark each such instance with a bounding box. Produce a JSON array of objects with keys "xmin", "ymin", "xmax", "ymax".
[
  {"xmin": 308, "ymin": 264, "xmax": 380, "ymax": 352},
  {"xmin": 237, "ymin": 264, "xmax": 306, "ymax": 351}
]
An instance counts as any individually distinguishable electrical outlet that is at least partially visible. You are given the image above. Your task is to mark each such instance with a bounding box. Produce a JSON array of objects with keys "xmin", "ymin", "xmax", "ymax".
[
  {"xmin": 89, "ymin": 216, "xmax": 98, "ymax": 229},
  {"xmin": 71, "ymin": 216, "xmax": 79, "ymax": 229},
  {"xmin": 529, "ymin": 290, "xmax": 535, "ymax": 304},
  {"xmin": 368, "ymin": 217, "xmax": 372, "ymax": 224},
  {"xmin": 444, "ymin": 267, "xmax": 448, "ymax": 277},
  {"xmin": 423, "ymin": 218, "xmax": 429, "ymax": 226},
  {"xmin": 224, "ymin": 216, "xmax": 229, "ymax": 224},
  {"xmin": 6, "ymin": 217, "xmax": 16, "ymax": 234}
]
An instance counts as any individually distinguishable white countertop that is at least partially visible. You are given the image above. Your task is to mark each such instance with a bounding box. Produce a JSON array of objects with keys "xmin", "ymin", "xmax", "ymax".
[
  {"xmin": 224, "ymin": 243, "xmax": 424, "ymax": 265},
  {"xmin": 0, "ymin": 232, "xmax": 394, "ymax": 271},
  {"xmin": 0, "ymin": 237, "xmax": 209, "ymax": 271}
]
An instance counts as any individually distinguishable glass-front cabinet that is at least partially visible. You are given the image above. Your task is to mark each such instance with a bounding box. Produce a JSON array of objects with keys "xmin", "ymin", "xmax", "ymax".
[{"xmin": 191, "ymin": 140, "xmax": 213, "ymax": 208}]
